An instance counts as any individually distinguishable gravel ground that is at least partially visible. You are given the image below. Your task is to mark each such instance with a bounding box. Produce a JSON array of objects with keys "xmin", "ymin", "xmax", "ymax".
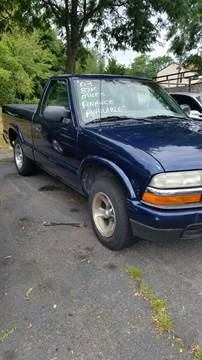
[{"xmin": 0, "ymin": 153, "xmax": 202, "ymax": 360}]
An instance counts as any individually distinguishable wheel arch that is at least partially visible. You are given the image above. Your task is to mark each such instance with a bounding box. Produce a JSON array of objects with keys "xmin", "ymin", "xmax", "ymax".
[
  {"xmin": 8, "ymin": 125, "xmax": 24, "ymax": 146},
  {"xmin": 79, "ymin": 156, "xmax": 136, "ymax": 199}
]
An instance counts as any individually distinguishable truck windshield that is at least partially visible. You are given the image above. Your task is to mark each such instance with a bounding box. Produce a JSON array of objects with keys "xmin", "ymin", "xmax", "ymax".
[{"xmin": 73, "ymin": 78, "xmax": 185, "ymax": 124}]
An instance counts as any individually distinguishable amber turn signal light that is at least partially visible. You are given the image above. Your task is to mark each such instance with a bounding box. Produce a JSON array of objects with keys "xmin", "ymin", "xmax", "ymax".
[{"xmin": 142, "ymin": 192, "xmax": 201, "ymax": 206}]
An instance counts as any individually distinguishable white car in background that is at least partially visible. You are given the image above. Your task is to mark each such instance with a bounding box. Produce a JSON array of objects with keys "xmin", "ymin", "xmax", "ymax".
[{"xmin": 170, "ymin": 92, "xmax": 202, "ymax": 120}]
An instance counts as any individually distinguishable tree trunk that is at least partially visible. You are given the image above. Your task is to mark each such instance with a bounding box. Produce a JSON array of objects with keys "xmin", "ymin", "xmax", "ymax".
[
  {"xmin": 64, "ymin": 0, "xmax": 84, "ymax": 74},
  {"xmin": 65, "ymin": 46, "xmax": 78, "ymax": 73}
]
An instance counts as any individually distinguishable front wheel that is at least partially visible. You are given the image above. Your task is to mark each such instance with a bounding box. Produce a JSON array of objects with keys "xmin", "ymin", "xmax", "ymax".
[
  {"xmin": 14, "ymin": 139, "xmax": 36, "ymax": 176},
  {"xmin": 89, "ymin": 176, "xmax": 133, "ymax": 250}
]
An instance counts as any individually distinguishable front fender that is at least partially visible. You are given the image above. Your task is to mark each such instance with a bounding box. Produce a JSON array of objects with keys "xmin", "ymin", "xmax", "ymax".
[{"xmin": 79, "ymin": 156, "xmax": 136, "ymax": 199}]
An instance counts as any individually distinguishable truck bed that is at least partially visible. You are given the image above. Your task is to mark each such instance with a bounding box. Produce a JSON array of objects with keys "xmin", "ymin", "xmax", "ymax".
[{"xmin": 3, "ymin": 104, "xmax": 38, "ymax": 121}]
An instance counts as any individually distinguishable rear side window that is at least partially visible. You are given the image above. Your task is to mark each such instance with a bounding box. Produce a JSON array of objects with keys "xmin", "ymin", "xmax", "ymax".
[{"xmin": 41, "ymin": 80, "xmax": 69, "ymax": 113}]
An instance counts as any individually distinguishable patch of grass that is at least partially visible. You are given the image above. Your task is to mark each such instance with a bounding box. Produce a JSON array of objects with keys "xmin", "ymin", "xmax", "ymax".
[
  {"xmin": 127, "ymin": 265, "xmax": 143, "ymax": 280},
  {"xmin": 195, "ymin": 350, "xmax": 202, "ymax": 360},
  {"xmin": 126, "ymin": 264, "xmax": 202, "ymax": 358},
  {"xmin": 127, "ymin": 265, "xmax": 173, "ymax": 334},
  {"xmin": 0, "ymin": 326, "xmax": 16, "ymax": 344},
  {"xmin": 125, "ymin": 265, "xmax": 202, "ymax": 360},
  {"xmin": 152, "ymin": 311, "xmax": 173, "ymax": 334},
  {"xmin": 191, "ymin": 345, "xmax": 202, "ymax": 360},
  {"xmin": 137, "ymin": 282, "xmax": 150, "ymax": 295},
  {"xmin": 149, "ymin": 294, "xmax": 172, "ymax": 334},
  {"xmin": 149, "ymin": 295, "xmax": 166, "ymax": 312}
]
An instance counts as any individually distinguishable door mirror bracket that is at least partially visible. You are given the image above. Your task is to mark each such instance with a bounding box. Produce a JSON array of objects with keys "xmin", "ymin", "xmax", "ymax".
[{"xmin": 61, "ymin": 116, "xmax": 72, "ymax": 125}]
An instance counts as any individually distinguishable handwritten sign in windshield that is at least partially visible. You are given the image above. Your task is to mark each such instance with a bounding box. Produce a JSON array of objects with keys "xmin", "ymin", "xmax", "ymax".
[
  {"xmin": 74, "ymin": 78, "xmax": 181, "ymax": 123},
  {"xmin": 77, "ymin": 80, "xmax": 126, "ymax": 121}
]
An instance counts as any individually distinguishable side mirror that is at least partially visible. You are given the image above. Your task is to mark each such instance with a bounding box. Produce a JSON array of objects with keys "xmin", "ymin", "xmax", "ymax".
[
  {"xmin": 180, "ymin": 104, "xmax": 191, "ymax": 115},
  {"xmin": 43, "ymin": 105, "xmax": 71, "ymax": 123},
  {"xmin": 189, "ymin": 110, "xmax": 202, "ymax": 120}
]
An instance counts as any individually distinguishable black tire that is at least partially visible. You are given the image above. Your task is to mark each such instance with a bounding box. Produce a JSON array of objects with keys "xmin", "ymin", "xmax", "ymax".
[
  {"xmin": 89, "ymin": 176, "xmax": 133, "ymax": 250},
  {"xmin": 14, "ymin": 138, "xmax": 36, "ymax": 176}
]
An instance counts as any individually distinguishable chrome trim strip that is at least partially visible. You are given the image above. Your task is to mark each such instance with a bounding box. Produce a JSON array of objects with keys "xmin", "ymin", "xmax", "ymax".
[
  {"xmin": 141, "ymin": 200, "xmax": 202, "ymax": 210},
  {"xmin": 147, "ymin": 186, "xmax": 202, "ymax": 196}
]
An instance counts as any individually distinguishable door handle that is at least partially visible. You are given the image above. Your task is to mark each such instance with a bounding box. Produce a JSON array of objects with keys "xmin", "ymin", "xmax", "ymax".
[{"xmin": 35, "ymin": 124, "xmax": 42, "ymax": 132}]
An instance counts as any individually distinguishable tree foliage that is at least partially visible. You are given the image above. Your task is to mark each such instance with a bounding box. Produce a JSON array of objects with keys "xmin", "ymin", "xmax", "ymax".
[
  {"xmin": 130, "ymin": 55, "xmax": 173, "ymax": 78},
  {"xmin": 0, "ymin": 1, "xmax": 200, "ymax": 103},
  {"xmin": 1, "ymin": 0, "xmax": 199, "ymax": 73},
  {"xmin": 76, "ymin": 49, "xmax": 105, "ymax": 74},
  {"xmin": 0, "ymin": 29, "xmax": 62, "ymax": 104},
  {"xmin": 167, "ymin": 0, "xmax": 202, "ymax": 66},
  {"xmin": 0, "ymin": 26, "xmax": 175, "ymax": 105},
  {"xmin": 105, "ymin": 58, "xmax": 126, "ymax": 75}
]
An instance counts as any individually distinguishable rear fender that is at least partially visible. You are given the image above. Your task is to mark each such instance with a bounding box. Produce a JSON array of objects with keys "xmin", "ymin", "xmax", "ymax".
[{"xmin": 9, "ymin": 124, "xmax": 24, "ymax": 144}]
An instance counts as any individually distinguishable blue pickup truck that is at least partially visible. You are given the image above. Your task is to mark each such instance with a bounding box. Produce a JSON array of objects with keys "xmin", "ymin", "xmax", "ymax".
[{"xmin": 3, "ymin": 74, "xmax": 202, "ymax": 250}]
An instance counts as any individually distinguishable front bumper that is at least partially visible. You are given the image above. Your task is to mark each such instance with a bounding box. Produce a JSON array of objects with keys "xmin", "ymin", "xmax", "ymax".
[{"xmin": 128, "ymin": 199, "xmax": 202, "ymax": 241}]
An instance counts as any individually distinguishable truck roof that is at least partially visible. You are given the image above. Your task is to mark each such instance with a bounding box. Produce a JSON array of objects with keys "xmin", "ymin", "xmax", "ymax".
[{"xmin": 50, "ymin": 74, "xmax": 153, "ymax": 82}]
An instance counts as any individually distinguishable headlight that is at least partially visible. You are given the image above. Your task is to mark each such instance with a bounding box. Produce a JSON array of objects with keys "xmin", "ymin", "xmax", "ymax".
[
  {"xmin": 149, "ymin": 171, "xmax": 202, "ymax": 189},
  {"xmin": 142, "ymin": 171, "xmax": 202, "ymax": 208}
]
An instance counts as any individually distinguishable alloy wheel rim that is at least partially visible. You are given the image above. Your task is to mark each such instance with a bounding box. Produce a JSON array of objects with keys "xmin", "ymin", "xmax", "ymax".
[
  {"xmin": 15, "ymin": 144, "xmax": 23, "ymax": 169},
  {"xmin": 92, "ymin": 192, "xmax": 116, "ymax": 238}
]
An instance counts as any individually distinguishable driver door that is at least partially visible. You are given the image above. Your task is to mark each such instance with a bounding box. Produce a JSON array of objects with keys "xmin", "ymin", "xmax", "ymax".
[{"xmin": 32, "ymin": 78, "xmax": 79, "ymax": 187}]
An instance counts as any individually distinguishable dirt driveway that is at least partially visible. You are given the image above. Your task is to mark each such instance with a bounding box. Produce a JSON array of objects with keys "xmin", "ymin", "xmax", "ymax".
[{"xmin": 0, "ymin": 153, "xmax": 202, "ymax": 360}]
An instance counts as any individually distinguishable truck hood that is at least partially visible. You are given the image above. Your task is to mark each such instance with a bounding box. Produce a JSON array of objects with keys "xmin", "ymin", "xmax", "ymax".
[{"xmin": 90, "ymin": 117, "xmax": 202, "ymax": 172}]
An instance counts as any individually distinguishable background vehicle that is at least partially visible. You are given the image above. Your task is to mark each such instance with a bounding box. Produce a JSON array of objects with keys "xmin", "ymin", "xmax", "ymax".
[
  {"xmin": 170, "ymin": 92, "xmax": 202, "ymax": 120},
  {"xmin": 3, "ymin": 74, "xmax": 202, "ymax": 251}
]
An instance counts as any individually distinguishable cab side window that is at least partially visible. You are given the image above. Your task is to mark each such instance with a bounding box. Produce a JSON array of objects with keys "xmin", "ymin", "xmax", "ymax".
[{"xmin": 42, "ymin": 80, "xmax": 69, "ymax": 114}]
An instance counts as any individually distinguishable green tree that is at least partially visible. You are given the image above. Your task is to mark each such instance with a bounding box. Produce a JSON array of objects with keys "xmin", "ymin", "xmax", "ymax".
[
  {"xmin": 105, "ymin": 58, "xmax": 126, "ymax": 75},
  {"xmin": 130, "ymin": 54, "xmax": 173, "ymax": 78},
  {"xmin": 130, "ymin": 55, "xmax": 153, "ymax": 78},
  {"xmin": 0, "ymin": 0, "xmax": 196, "ymax": 74},
  {"xmin": 150, "ymin": 55, "xmax": 174, "ymax": 76},
  {"xmin": 168, "ymin": 0, "xmax": 202, "ymax": 66},
  {"xmin": 0, "ymin": 30, "xmax": 57, "ymax": 104},
  {"xmin": 183, "ymin": 55, "xmax": 202, "ymax": 70},
  {"xmin": 76, "ymin": 48, "xmax": 105, "ymax": 74},
  {"xmin": 38, "ymin": 28, "xmax": 65, "ymax": 74}
]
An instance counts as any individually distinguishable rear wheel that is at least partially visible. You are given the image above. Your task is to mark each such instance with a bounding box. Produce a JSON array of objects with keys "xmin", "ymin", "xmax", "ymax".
[
  {"xmin": 14, "ymin": 139, "xmax": 36, "ymax": 176},
  {"xmin": 89, "ymin": 176, "xmax": 133, "ymax": 250}
]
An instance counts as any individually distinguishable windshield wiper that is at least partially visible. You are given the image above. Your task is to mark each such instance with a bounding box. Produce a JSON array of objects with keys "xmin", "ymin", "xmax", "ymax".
[
  {"xmin": 145, "ymin": 115, "xmax": 184, "ymax": 120},
  {"xmin": 86, "ymin": 116, "xmax": 132, "ymax": 125}
]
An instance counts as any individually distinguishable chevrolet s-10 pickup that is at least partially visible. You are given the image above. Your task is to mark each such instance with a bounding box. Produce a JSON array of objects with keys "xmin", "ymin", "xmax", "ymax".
[{"xmin": 3, "ymin": 74, "xmax": 202, "ymax": 250}]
